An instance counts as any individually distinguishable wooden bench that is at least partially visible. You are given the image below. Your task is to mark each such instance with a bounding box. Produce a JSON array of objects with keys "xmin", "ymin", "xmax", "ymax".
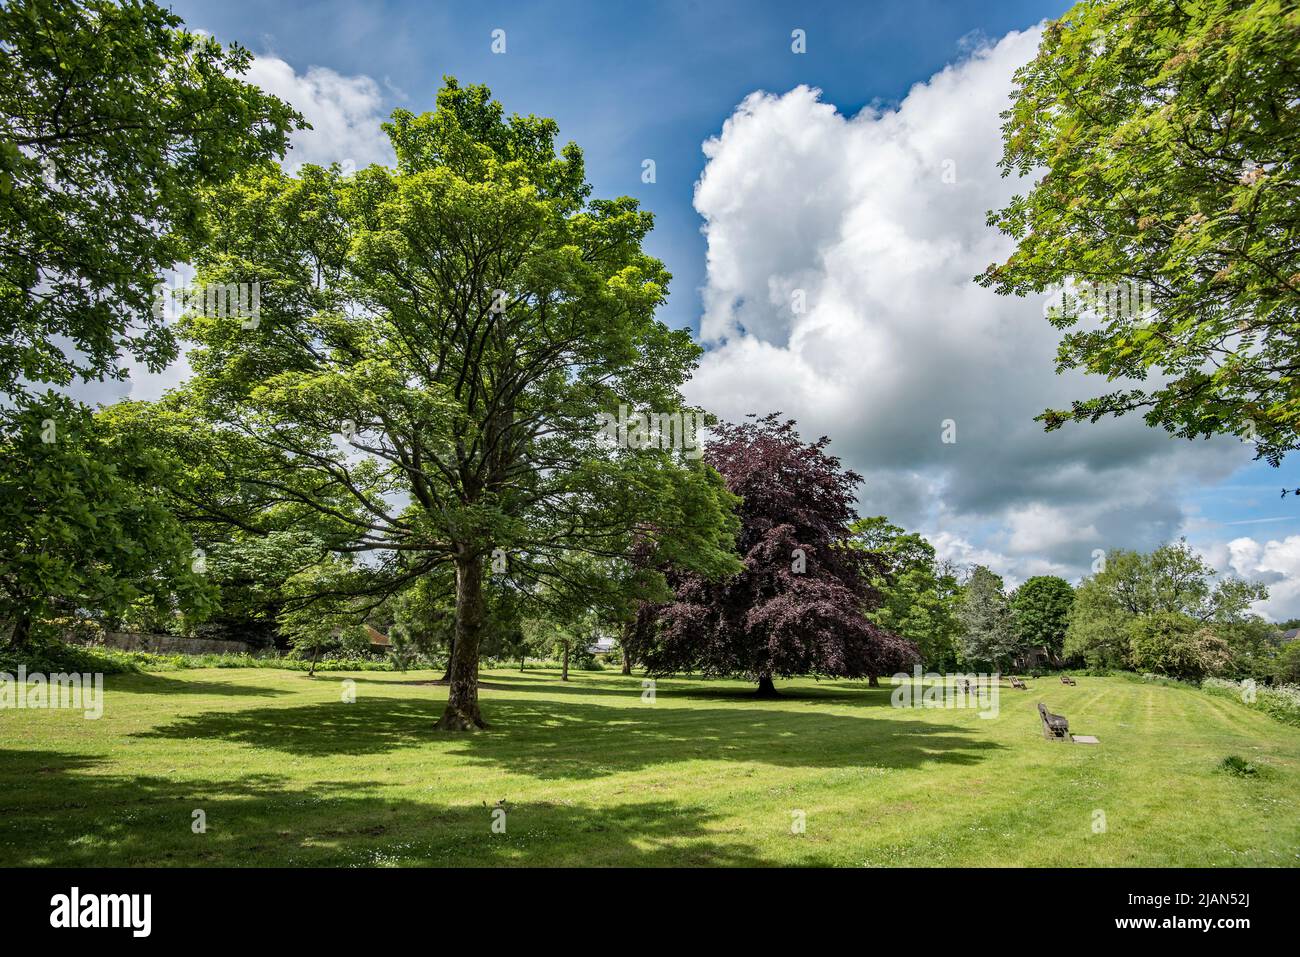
[
  {"xmin": 1009, "ymin": 676, "xmax": 1027, "ymax": 690},
  {"xmin": 1038, "ymin": 701, "xmax": 1070, "ymax": 740},
  {"xmin": 1060, "ymin": 675, "xmax": 1077, "ymax": 686}
]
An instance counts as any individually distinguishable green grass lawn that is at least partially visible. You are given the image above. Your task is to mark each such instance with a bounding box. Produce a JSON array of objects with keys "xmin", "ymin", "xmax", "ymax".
[{"xmin": 1, "ymin": 668, "xmax": 1297, "ymax": 866}]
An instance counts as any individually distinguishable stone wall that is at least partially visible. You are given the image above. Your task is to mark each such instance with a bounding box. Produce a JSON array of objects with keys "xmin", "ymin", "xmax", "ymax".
[{"xmin": 77, "ymin": 632, "xmax": 253, "ymax": 656}]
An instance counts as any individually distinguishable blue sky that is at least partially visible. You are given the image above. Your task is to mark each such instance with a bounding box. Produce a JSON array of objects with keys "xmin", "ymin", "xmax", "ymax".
[
  {"xmin": 157, "ymin": 0, "xmax": 1300, "ymax": 615},
  {"xmin": 173, "ymin": 0, "xmax": 1072, "ymax": 331}
]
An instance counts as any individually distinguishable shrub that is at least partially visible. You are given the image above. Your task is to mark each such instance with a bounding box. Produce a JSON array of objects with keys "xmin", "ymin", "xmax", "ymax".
[
  {"xmin": 1193, "ymin": 627, "xmax": 1234, "ymax": 677},
  {"xmin": 1219, "ymin": 755, "xmax": 1258, "ymax": 777},
  {"xmin": 0, "ymin": 640, "xmax": 407, "ymax": 675},
  {"xmin": 1276, "ymin": 641, "xmax": 1300, "ymax": 685},
  {"xmin": 1254, "ymin": 683, "xmax": 1300, "ymax": 727},
  {"xmin": 1128, "ymin": 613, "xmax": 1203, "ymax": 680},
  {"xmin": 0, "ymin": 637, "xmax": 142, "ymax": 675}
]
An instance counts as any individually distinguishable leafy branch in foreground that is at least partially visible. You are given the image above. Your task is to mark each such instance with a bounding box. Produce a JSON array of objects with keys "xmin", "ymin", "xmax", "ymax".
[{"xmin": 979, "ymin": 0, "xmax": 1300, "ymax": 463}]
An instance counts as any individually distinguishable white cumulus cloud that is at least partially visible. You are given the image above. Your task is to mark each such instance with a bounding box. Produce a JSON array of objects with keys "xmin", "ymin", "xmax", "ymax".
[
  {"xmin": 685, "ymin": 25, "xmax": 1253, "ymax": 589},
  {"xmin": 245, "ymin": 55, "xmax": 395, "ymax": 172}
]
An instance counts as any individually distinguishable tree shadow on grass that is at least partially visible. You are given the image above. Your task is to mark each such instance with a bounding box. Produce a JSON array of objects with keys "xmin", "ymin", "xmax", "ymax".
[
  {"xmin": 337, "ymin": 672, "xmax": 640, "ymax": 699},
  {"xmin": 349, "ymin": 672, "xmax": 905, "ymax": 707},
  {"xmin": 131, "ymin": 693, "xmax": 1005, "ymax": 778},
  {"xmin": 133, "ymin": 694, "xmax": 442, "ymax": 755},
  {"xmin": 0, "ymin": 749, "xmax": 769, "ymax": 867},
  {"xmin": 671, "ymin": 681, "xmax": 899, "ymax": 707},
  {"xmin": 107, "ymin": 672, "xmax": 293, "ymax": 698}
]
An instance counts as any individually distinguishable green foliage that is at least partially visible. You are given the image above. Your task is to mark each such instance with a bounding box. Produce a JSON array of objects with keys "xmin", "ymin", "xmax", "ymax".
[
  {"xmin": 163, "ymin": 77, "xmax": 740, "ymax": 722},
  {"xmin": 1125, "ymin": 613, "xmax": 1234, "ymax": 680},
  {"xmin": 1219, "ymin": 755, "xmax": 1258, "ymax": 777},
  {"xmin": 1249, "ymin": 684, "xmax": 1300, "ymax": 727},
  {"xmin": 956, "ymin": 565, "xmax": 1017, "ymax": 670},
  {"xmin": 1010, "ymin": 575, "xmax": 1074, "ymax": 659},
  {"xmin": 1216, "ymin": 616, "xmax": 1286, "ymax": 680},
  {"xmin": 0, "ymin": 396, "xmax": 213, "ymax": 644},
  {"xmin": 1277, "ymin": 640, "xmax": 1300, "ymax": 684},
  {"xmin": 189, "ymin": 531, "xmax": 332, "ymax": 647},
  {"xmin": 275, "ymin": 561, "xmax": 374, "ymax": 671},
  {"xmin": 1063, "ymin": 577, "xmax": 1132, "ymax": 668},
  {"xmin": 1128, "ymin": 612, "xmax": 1203, "ymax": 679},
  {"xmin": 979, "ymin": 0, "xmax": 1300, "ymax": 462},
  {"xmin": 0, "ymin": 636, "xmax": 400, "ymax": 675},
  {"xmin": 0, "ymin": 0, "xmax": 301, "ymax": 650},
  {"xmin": 0, "ymin": 635, "xmax": 142, "ymax": 675},
  {"xmin": 386, "ymin": 579, "xmax": 452, "ymax": 669},
  {"xmin": 851, "ymin": 517, "xmax": 961, "ymax": 670},
  {"xmin": 0, "ymin": 0, "xmax": 302, "ymax": 398},
  {"xmin": 521, "ymin": 613, "xmax": 595, "ymax": 678},
  {"xmin": 1064, "ymin": 540, "xmax": 1267, "ymax": 671}
]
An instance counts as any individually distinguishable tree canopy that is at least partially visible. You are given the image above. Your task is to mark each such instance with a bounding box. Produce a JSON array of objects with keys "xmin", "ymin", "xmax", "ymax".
[
  {"xmin": 979, "ymin": 0, "xmax": 1300, "ymax": 463},
  {"xmin": 1011, "ymin": 575, "xmax": 1075, "ymax": 661},
  {"xmin": 641, "ymin": 415, "xmax": 918, "ymax": 695},
  {"xmin": 157, "ymin": 78, "xmax": 740, "ymax": 728},
  {"xmin": 0, "ymin": 0, "xmax": 303, "ymax": 400},
  {"xmin": 1065, "ymin": 539, "xmax": 1268, "ymax": 671},
  {"xmin": 957, "ymin": 565, "xmax": 1017, "ymax": 671},
  {"xmin": 851, "ymin": 516, "xmax": 962, "ymax": 671},
  {"xmin": 0, "ymin": 396, "xmax": 213, "ymax": 645},
  {"xmin": 0, "ymin": 0, "xmax": 301, "ymax": 648}
]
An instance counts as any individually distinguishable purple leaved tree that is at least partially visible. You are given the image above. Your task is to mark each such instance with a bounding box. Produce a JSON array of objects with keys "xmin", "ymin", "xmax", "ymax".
[{"xmin": 641, "ymin": 414, "xmax": 919, "ymax": 695}]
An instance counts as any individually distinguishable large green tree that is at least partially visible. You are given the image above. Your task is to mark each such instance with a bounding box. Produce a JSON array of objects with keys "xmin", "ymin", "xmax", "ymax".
[
  {"xmin": 1010, "ymin": 575, "xmax": 1075, "ymax": 663},
  {"xmin": 979, "ymin": 0, "xmax": 1300, "ymax": 463},
  {"xmin": 166, "ymin": 80, "xmax": 739, "ymax": 729},
  {"xmin": 957, "ymin": 565, "xmax": 1017, "ymax": 671},
  {"xmin": 0, "ymin": 396, "xmax": 213, "ymax": 646},
  {"xmin": 850, "ymin": 517, "xmax": 962, "ymax": 672},
  {"xmin": 0, "ymin": 0, "xmax": 302, "ymax": 398},
  {"xmin": 1065, "ymin": 540, "xmax": 1267, "ymax": 668},
  {"xmin": 1126, "ymin": 611, "xmax": 1222, "ymax": 680},
  {"xmin": 0, "ymin": 0, "xmax": 300, "ymax": 647}
]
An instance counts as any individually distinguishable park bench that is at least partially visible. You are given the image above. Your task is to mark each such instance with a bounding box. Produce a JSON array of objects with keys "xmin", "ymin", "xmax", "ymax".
[
  {"xmin": 1037, "ymin": 701, "xmax": 1070, "ymax": 741},
  {"xmin": 1009, "ymin": 676, "xmax": 1027, "ymax": 689},
  {"xmin": 1060, "ymin": 675, "xmax": 1077, "ymax": 686}
]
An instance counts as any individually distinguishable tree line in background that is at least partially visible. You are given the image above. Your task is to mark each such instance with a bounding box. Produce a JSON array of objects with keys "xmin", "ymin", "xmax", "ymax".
[{"xmin": 3, "ymin": 0, "xmax": 1299, "ymax": 734}]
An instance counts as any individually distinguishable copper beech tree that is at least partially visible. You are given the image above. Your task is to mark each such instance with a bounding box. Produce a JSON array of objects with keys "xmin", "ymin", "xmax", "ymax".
[{"xmin": 642, "ymin": 415, "xmax": 919, "ymax": 695}]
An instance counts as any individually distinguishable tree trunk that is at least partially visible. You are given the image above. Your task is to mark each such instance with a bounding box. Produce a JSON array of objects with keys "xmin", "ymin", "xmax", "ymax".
[
  {"xmin": 6, "ymin": 614, "xmax": 31, "ymax": 650},
  {"xmin": 755, "ymin": 674, "xmax": 778, "ymax": 697},
  {"xmin": 308, "ymin": 645, "xmax": 320, "ymax": 677},
  {"xmin": 435, "ymin": 558, "xmax": 486, "ymax": 731},
  {"xmin": 561, "ymin": 641, "xmax": 570, "ymax": 681},
  {"xmin": 620, "ymin": 619, "xmax": 635, "ymax": 675},
  {"xmin": 440, "ymin": 634, "xmax": 456, "ymax": 683},
  {"xmin": 520, "ymin": 655, "xmax": 526, "ymax": 671},
  {"xmin": 868, "ymin": 674, "xmax": 880, "ymax": 688}
]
